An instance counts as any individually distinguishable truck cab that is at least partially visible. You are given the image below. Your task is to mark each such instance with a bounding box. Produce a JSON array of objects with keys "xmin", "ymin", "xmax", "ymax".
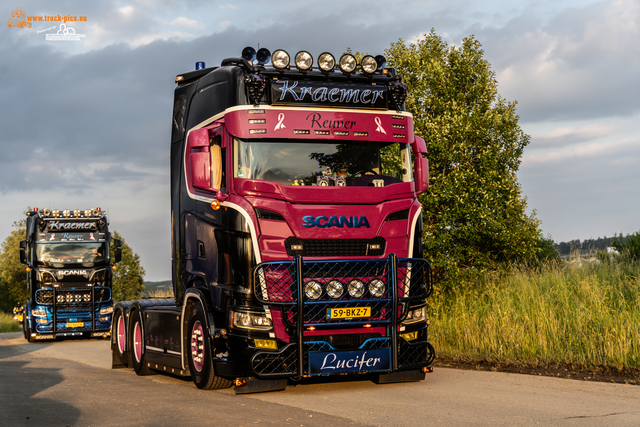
[
  {"xmin": 20, "ymin": 208, "xmax": 121, "ymax": 341},
  {"xmin": 112, "ymin": 47, "xmax": 434, "ymax": 392}
]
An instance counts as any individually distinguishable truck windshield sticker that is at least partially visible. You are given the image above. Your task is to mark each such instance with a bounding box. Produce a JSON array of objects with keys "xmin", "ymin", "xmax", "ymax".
[{"xmin": 271, "ymin": 81, "xmax": 387, "ymax": 109}]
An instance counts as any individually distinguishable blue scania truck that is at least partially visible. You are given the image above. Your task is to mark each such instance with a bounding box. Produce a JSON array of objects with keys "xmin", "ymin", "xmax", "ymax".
[{"xmin": 20, "ymin": 208, "xmax": 122, "ymax": 341}]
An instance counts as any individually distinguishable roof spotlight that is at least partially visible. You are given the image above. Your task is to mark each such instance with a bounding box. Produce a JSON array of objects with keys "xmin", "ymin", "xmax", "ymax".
[
  {"xmin": 339, "ymin": 54, "xmax": 357, "ymax": 74},
  {"xmin": 294, "ymin": 51, "xmax": 313, "ymax": 71},
  {"xmin": 317, "ymin": 52, "xmax": 336, "ymax": 72},
  {"xmin": 361, "ymin": 55, "xmax": 377, "ymax": 74},
  {"xmin": 84, "ymin": 210, "xmax": 91, "ymax": 217},
  {"xmin": 73, "ymin": 210, "xmax": 81, "ymax": 217},
  {"xmin": 375, "ymin": 55, "xmax": 387, "ymax": 71},
  {"xmin": 63, "ymin": 210, "xmax": 70, "ymax": 218},
  {"xmin": 241, "ymin": 46, "xmax": 257, "ymax": 64},
  {"xmin": 256, "ymin": 48, "xmax": 271, "ymax": 66},
  {"xmin": 52, "ymin": 210, "xmax": 60, "ymax": 217},
  {"xmin": 272, "ymin": 49, "xmax": 290, "ymax": 70}
]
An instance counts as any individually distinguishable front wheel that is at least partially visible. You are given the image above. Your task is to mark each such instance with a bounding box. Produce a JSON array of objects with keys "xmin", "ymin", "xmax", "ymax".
[
  {"xmin": 112, "ymin": 310, "xmax": 128, "ymax": 366},
  {"xmin": 187, "ymin": 303, "xmax": 232, "ymax": 390},
  {"xmin": 131, "ymin": 311, "xmax": 153, "ymax": 376}
]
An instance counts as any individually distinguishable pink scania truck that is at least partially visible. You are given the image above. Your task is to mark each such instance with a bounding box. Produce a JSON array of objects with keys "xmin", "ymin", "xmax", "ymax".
[{"xmin": 111, "ymin": 47, "xmax": 434, "ymax": 393}]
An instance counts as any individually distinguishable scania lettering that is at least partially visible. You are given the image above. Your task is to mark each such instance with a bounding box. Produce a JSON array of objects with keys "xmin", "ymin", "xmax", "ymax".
[
  {"xmin": 20, "ymin": 208, "xmax": 122, "ymax": 341},
  {"xmin": 112, "ymin": 47, "xmax": 434, "ymax": 393}
]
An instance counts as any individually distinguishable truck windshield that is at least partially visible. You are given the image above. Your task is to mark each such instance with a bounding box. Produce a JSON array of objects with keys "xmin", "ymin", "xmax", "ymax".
[
  {"xmin": 35, "ymin": 242, "xmax": 109, "ymax": 265},
  {"xmin": 234, "ymin": 139, "xmax": 412, "ymax": 187}
]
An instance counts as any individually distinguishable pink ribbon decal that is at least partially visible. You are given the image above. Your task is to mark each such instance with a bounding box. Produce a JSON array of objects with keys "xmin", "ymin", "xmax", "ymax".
[
  {"xmin": 274, "ymin": 113, "xmax": 286, "ymax": 131},
  {"xmin": 375, "ymin": 117, "xmax": 387, "ymax": 135}
]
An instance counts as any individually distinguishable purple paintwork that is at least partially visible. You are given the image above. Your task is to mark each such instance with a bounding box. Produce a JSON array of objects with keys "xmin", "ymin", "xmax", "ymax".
[{"xmin": 191, "ymin": 321, "xmax": 205, "ymax": 372}]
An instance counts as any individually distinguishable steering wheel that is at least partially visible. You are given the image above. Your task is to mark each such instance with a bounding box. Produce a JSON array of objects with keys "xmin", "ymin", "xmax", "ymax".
[{"xmin": 353, "ymin": 169, "xmax": 377, "ymax": 177}]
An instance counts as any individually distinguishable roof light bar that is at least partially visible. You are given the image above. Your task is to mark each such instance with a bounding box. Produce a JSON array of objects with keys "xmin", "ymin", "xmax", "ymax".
[{"xmin": 361, "ymin": 55, "xmax": 377, "ymax": 74}]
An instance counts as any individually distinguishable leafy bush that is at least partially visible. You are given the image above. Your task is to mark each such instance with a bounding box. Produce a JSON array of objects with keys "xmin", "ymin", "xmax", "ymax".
[{"xmin": 611, "ymin": 232, "xmax": 640, "ymax": 260}]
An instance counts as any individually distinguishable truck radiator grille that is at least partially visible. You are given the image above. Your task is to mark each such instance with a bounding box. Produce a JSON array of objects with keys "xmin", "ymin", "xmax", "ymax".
[
  {"xmin": 35, "ymin": 287, "xmax": 111, "ymax": 307},
  {"xmin": 284, "ymin": 237, "xmax": 386, "ymax": 257}
]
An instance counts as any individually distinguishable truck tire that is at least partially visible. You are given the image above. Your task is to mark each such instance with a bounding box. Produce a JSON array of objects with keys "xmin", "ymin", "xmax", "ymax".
[
  {"xmin": 23, "ymin": 318, "xmax": 33, "ymax": 343},
  {"xmin": 113, "ymin": 310, "xmax": 128, "ymax": 365},
  {"xmin": 187, "ymin": 303, "xmax": 233, "ymax": 390},
  {"xmin": 131, "ymin": 311, "xmax": 153, "ymax": 375}
]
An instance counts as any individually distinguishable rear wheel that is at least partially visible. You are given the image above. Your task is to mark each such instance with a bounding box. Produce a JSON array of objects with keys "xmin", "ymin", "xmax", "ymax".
[
  {"xmin": 187, "ymin": 303, "xmax": 232, "ymax": 390},
  {"xmin": 131, "ymin": 311, "xmax": 153, "ymax": 375}
]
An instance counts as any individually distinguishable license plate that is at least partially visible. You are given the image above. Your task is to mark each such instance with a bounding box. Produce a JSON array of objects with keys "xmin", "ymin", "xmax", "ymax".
[
  {"xmin": 66, "ymin": 322, "xmax": 84, "ymax": 328},
  {"xmin": 326, "ymin": 307, "xmax": 371, "ymax": 319}
]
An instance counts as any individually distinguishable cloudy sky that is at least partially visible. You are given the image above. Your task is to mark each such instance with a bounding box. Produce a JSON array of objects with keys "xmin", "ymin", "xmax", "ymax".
[{"xmin": 2, "ymin": 0, "xmax": 638, "ymax": 281}]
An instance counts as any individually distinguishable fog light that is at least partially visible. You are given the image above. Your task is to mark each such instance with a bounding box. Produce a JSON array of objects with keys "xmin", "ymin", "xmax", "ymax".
[
  {"xmin": 400, "ymin": 331, "xmax": 418, "ymax": 341},
  {"xmin": 368, "ymin": 279, "xmax": 386, "ymax": 297},
  {"xmin": 254, "ymin": 339, "xmax": 278, "ymax": 350},
  {"xmin": 317, "ymin": 52, "xmax": 335, "ymax": 72},
  {"xmin": 339, "ymin": 54, "xmax": 357, "ymax": 74},
  {"xmin": 272, "ymin": 49, "xmax": 290, "ymax": 70},
  {"xmin": 325, "ymin": 280, "xmax": 344, "ymax": 299},
  {"xmin": 294, "ymin": 51, "xmax": 313, "ymax": 71},
  {"xmin": 304, "ymin": 280, "xmax": 322, "ymax": 300},
  {"xmin": 36, "ymin": 318, "xmax": 48, "ymax": 324},
  {"xmin": 361, "ymin": 55, "xmax": 377, "ymax": 74},
  {"xmin": 347, "ymin": 279, "xmax": 365, "ymax": 298}
]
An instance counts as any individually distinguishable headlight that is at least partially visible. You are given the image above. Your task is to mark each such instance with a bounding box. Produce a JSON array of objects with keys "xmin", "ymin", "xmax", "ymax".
[
  {"xmin": 294, "ymin": 51, "xmax": 313, "ymax": 71},
  {"xmin": 99, "ymin": 306, "xmax": 113, "ymax": 315},
  {"xmin": 325, "ymin": 280, "xmax": 344, "ymax": 299},
  {"xmin": 361, "ymin": 55, "xmax": 377, "ymax": 74},
  {"xmin": 347, "ymin": 279, "xmax": 365, "ymax": 298},
  {"xmin": 32, "ymin": 309, "xmax": 47, "ymax": 317},
  {"xmin": 231, "ymin": 310, "xmax": 272, "ymax": 330},
  {"xmin": 404, "ymin": 307, "xmax": 426, "ymax": 324},
  {"xmin": 36, "ymin": 318, "xmax": 48, "ymax": 324},
  {"xmin": 304, "ymin": 280, "xmax": 323, "ymax": 300},
  {"xmin": 272, "ymin": 49, "xmax": 290, "ymax": 70},
  {"xmin": 317, "ymin": 52, "xmax": 335, "ymax": 72},
  {"xmin": 339, "ymin": 54, "xmax": 357, "ymax": 74},
  {"xmin": 368, "ymin": 279, "xmax": 386, "ymax": 297}
]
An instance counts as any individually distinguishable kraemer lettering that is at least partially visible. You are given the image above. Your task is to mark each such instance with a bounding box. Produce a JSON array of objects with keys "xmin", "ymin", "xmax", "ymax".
[
  {"xmin": 48, "ymin": 221, "xmax": 97, "ymax": 231},
  {"xmin": 272, "ymin": 81, "xmax": 387, "ymax": 109}
]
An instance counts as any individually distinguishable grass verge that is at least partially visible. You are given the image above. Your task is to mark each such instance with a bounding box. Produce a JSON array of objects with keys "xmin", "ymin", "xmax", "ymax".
[
  {"xmin": 0, "ymin": 312, "xmax": 21, "ymax": 333},
  {"xmin": 429, "ymin": 256, "xmax": 640, "ymax": 383}
]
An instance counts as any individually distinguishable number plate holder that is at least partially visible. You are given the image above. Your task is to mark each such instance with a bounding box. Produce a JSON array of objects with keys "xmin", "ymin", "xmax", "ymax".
[
  {"xmin": 66, "ymin": 322, "xmax": 84, "ymax": 328},
  {"xmin": 326, "ymin": 307, "xmax": 371, "ymax": 320}
]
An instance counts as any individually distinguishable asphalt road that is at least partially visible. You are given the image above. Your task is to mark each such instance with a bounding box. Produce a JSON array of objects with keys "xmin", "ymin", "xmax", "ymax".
[{"xmin": 1, "ymin": 332, "xmax": 640, "ymax": 427}]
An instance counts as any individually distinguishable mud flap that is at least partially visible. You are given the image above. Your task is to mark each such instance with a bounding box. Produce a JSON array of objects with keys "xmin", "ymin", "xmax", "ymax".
[
  {"xmin": 111, "ymin": 349, "xmax": 127, "ymax": 369},
  {"xmin": 234, "ymin": 377, "xmax": 288, "ymax": 394},
  {"xmin": 375, "ymin": 369, "xmax": 425, "ymax": 384}
]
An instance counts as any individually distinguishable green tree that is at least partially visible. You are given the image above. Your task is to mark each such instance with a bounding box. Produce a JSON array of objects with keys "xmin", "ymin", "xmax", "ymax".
[
  {"xmin": 0, "ymin": 218, "xmax": 27, "ymax": 312},
  {"xmin": 386, "ymin": 31, "xmax": 540, "ymax": 288},
  {"xmin": 110, "ymin": 230, "xmax": 146, "ymax": 301}
]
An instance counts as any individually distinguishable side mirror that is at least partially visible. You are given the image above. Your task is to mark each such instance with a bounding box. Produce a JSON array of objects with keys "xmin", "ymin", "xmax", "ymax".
[
  {"xmin": 411, "ymin": 136, "xmax": 429, "ymax": 195},
  {"xmin": 19, "ymin": 240, "xmax": 27, "ymax": 265},
  {"xmin": 187, "ymin": 127, "xmax": 223, "ymax": 192},
  {"xmin": 113, "ymin": 239, "xmax": 122, "ymax": 263},
  {"xmin": 414, "ymin": 154, "xmax": 429, "ymax": 194}
]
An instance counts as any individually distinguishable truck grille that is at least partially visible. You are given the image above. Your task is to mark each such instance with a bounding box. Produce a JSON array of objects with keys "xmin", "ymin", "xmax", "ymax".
[{"xmin": 285, "ymin": 237, "xmax": 386, "ymax": 257}]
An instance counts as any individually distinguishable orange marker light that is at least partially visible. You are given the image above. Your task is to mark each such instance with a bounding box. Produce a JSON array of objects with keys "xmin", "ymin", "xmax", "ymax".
[
  {"xmin": 211, "ymin": 200, "xmax": 221, "ymax": 210},
  {"xmin": 112, "ymin": 265, "xmax": 117, "ymax": 271}
]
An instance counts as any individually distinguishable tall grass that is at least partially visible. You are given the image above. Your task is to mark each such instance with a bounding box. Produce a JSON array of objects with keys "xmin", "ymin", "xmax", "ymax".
[
  {"xmin": 429, "ymin": 255, "xmax": 640, "ymax": 370},
  {"xmin": 0, "ymin": 312, "xmax": 21, "ymax": 333}
]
